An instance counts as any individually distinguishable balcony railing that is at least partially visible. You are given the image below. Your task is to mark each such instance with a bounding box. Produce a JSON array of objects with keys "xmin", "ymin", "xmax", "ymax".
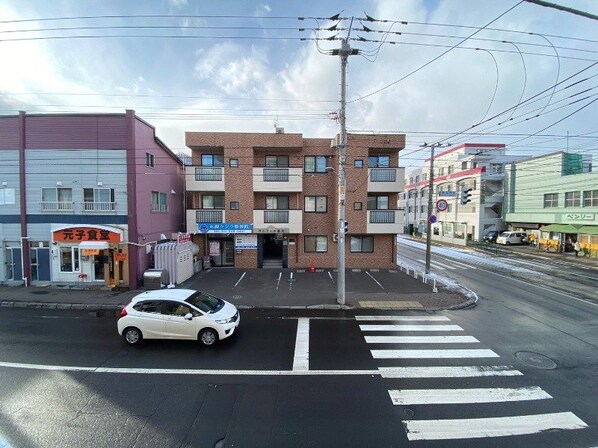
[
  {"xmin": 195, "ymin": 167, "xmax": 223, "ymax": 181},
  {"xmin": 82, "ymin": 202, "xmax": 116, "ymax": 212},
  {"xmin": 151, "ymin": 204, "xmax": 168, "ymax": 213},
  {"xmin": 264, "ymin": 210, "xmax": 289, "ymax": 223},
  {"xmin": 263, "ymin": 168, "xmax": 289, "ymax": 182},
  {"xmin": 196, "ymin": 210, "xmax": 224, "ymax": 223},
  {"xmin": 370, "ymin": 168, "xmax": 397, "ymax": 182},
  {"xmin": 369, "ymin": 210, "xmax": 396, "ymax": 224},
  {"xmin": 40, "ymin": 201, "xmax": 74, "ymax": 212}
]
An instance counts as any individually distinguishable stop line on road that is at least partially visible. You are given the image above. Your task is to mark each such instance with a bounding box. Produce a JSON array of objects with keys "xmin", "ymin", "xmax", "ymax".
[{"xmin": 356, "ymin": 314, "xmax": 590, "ymax": 443}]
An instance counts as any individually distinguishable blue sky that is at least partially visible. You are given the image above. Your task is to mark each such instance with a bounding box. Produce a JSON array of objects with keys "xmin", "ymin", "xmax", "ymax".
[{"xmin": 1, "ymin": 0, "xmax": 597, "ymax": 171}]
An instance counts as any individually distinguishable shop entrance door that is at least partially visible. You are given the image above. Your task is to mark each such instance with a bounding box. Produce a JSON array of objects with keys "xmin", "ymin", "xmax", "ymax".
[{"xmin": 5, "ymin": 247, "xmax": 21, "ymax": 281}]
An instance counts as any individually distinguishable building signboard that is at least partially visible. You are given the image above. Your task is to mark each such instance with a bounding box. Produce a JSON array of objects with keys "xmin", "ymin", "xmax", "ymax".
[
  {"xmin": 438, "ymin": 191, "xmax": 457, "ymax": 198},
  {"xmin": 235, "ymin": 235, "xmax": 257, "ymax": 249},
  {"xmin": 198, "ymin": 223, "xmax": 253, "ymax": 234},
  {"xmin": 563, "ymin": 213, "xmax": 595, "ymax": 221}
]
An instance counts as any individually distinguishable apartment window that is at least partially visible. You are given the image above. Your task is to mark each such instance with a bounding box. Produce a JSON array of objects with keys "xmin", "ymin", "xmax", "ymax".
[
  {"xmin": 583, "ymin": 190, "xmax": 598, "ymax": 207},
  {"xmin": 265, "ymin": 155, "xmax": 289, "ymax": 167},
  {"xmin": 151, "ymin": 192, "xmax": 168, "ymax": 212},
  {"xmin": 543, "ymin": 193, "xmax": 558, "ymax": 208},
  {"xmin": 146, "ymin": 153, "xmax": 155, "ymax": 168},
  {"xmin": 565, "ymin": 191, "xmax": 581, "ymax": 208},
  {"xmin": 368, "ymin": 155, "xmax": 390, "ymax": 168},
  {"xmin": 41, "ymin": 187, "xmax": 73, "ymax": 211},
  {"xmin": 0, "ymin": 188, "xmax": 16, "ymax": 205},
  {"xmin": 230, "ymin": 201, "xmax": 239, "ymax": 210},
  {"xmin": 304, "ymin": 236, "xmax": 327, "ymax": 253},
  {"xmin": 305, "ymin": 196, "xmax": 327, "ymax": 213},
  {"xmin": 201, "ymin": 154, "xmax": 224, "ymax": 167},
  {"xmin": 354, "ymin": 160, "xmax": 363, "ymax": 168},
  {"xmin": 420, "ymin": 205, "xmax": 426, "ymax": 213},
  {"xmin": 461, "ymin": 161, "xmax": 468, "ymax": 170},
  {"xmin": 448, "ymin": 165, "xmax": 454, "ymax": 175},
  {"xmin": 202, "ymin": 194, "xmax": 225, "ymax": 209},
  {"xmin": 354, "ymin": 202, "xmax": 362, "ymax": 210},
  {"xmin": 368, "ymin": 195, "xmax": 389, "ymax": 210},
  {"xmin": 491, "ymin": 163, "xmax": 503, "ymax": 174},
  {"xmin": 409, "ymin": 177, "xmax": 414, "ymax": 184},
  {"xmin": 304, "ymin": 156, "xmax": 329, "ymax": 173},
  {"xmin": 408, "ymin": 206, "xmax": 413, "ymax": 213},
  {"xmin": 415, "ymin": 175, "xmax": 420, "ymax": 183},
  {"xmin": 423, "ymin": 173, "xmax": 428, "ymax": 181},
  {"xmin": 350, "ymin": 236, "xmax": 374, "ymax": 253},
  {"xmin": 229, "ymin": 159, "xmax": 239, "ymax": 167},
  {"xmin": 83, "ymin": 188, "xmax": 115, "ymax": 211},
  {"xmin": 438, "ymin": 167, "xmax": 445, "ymax": 176},
  {"xmin": 60, "ymin": 247, "xmax": 80, "ymax": 273},
  {"xmin": 266, "ymin": 195, "xmax": 289, "ymax": 210}
]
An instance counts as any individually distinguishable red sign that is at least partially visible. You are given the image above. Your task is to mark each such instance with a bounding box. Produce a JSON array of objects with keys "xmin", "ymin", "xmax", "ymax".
[
  {"xmin": 177, "ymin": 233, "xmax": 192, "ymax": 244},
  {"xmin": 436, "ymin": 199, "xmax": 448, "ymax": 212},
  {"xmin": 53, "ymin": 227, "xmax": 121, "ymax": 243}
]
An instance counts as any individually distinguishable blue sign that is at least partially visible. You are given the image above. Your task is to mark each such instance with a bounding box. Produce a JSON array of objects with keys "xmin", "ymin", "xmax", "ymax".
[
  {"xmin": 197, "ymin": 223, "xmax": 253, "ymax": 234},
  {"xmin": 439, "ymin": 191, "xmax": 456, "ymax": 198},
  {"xmin": 428, "ymin": 215, "xmax": 437, "ymax": 224}
]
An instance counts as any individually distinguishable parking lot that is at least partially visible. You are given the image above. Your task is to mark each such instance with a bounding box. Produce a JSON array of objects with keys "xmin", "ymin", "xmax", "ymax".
[{"xmin": 181, "ymin": 267, "xmax": 466, "ymax": 309}]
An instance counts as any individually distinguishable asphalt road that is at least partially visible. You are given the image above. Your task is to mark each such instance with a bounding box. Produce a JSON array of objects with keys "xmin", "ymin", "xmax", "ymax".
[{"xmin": 1, "ymin": 281, "xmax": 598, "ymax": 448}]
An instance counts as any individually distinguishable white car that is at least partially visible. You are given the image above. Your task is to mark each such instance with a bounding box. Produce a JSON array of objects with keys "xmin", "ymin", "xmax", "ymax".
[
  {"xmin": 117, "ymin": 289, "xmax": 240, "ymax": 347},
  {"xmin": 496, "ymin": 231, "xmax": 528, "ymax": 245}
]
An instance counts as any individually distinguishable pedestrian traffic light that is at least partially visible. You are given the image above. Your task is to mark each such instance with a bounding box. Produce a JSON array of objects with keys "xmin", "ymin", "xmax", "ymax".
[
  {"xmin": 460, "ymin": 188, "xmax": 472, "ymax": 205},
  {"xmin": 342, "ymin": 220, "xmax": 348, "ymax": 234}
]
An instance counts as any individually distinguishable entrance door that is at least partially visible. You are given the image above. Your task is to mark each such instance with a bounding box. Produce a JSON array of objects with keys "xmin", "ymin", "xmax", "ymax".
[
  {"xmin": 93, "ymin": 253, "xmax": 105, "ymax": 282},
  {"xmin": 30, "ymin": 248, "xmax": 51, "ymax": 282},
  {"xmin": 223, "ymin": 240, "xmax": 235, "ymax": 266},
  {"xmin": 5, "ymin": 248, "xmax": 22, "ymax": 281}
]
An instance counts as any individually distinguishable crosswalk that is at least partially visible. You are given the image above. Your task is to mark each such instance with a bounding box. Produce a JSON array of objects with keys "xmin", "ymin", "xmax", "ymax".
[
  {"xmin": 356, "ymin": 314, "xmax": 589, "ymax": 443},
  {"xmin": 416, "ymin": 258, "xmax": 477, "ymax": 270}
]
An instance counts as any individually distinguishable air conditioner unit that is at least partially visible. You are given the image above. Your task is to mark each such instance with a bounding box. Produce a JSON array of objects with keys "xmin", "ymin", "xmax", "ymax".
[{"xmin": 332, "ymin": 233, "xmax": 338, "ymax": 242}]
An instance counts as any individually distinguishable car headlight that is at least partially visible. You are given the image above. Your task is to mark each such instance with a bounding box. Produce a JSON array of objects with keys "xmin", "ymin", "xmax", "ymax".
[{"xmin": 215, "ymin": 317, "xmax": 233, "ymax": 324}]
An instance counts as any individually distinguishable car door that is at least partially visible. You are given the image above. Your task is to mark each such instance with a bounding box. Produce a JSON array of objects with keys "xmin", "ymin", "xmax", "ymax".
[
  {"xmin": 134, "ymin": 300, "xmax": 166, "ymax": 339},
  {"xmin": 161, "ymin": 301, "xmax": 197, "ymax": 340}
]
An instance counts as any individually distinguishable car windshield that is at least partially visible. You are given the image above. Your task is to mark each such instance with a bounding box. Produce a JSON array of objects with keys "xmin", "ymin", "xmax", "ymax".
[{"xmin": 185, "ymin": 291, "xmax": 225, "ymax": 313}]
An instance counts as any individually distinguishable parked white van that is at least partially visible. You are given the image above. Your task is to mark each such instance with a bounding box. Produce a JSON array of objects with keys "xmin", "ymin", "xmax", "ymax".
[{"xmin": 496, "ymin": 231, "xmax": 528, "ymax": 245}]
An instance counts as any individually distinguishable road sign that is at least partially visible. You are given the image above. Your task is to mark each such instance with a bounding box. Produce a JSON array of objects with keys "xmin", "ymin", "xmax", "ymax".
[
  {"xmin": 436, "ymin": 199, "xmax": 448, "ymax": 212},
  {"xmin": 428, "ymin": 214, "xmax": 437, "ymax": 224}
]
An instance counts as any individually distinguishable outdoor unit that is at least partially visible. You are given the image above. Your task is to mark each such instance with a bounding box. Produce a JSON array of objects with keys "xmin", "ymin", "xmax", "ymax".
[{"xmin": 154, "ymin": 241, "xmax": 194, "ymax": 285}]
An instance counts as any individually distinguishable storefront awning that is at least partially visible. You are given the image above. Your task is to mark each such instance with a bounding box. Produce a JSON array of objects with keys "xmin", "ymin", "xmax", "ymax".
[
  {"xmin": 539, "ymin": 224, "xmax": 583, "ymax": 233},
  {"xmin": 78, "ymin": 241, "xmax": 110, "ymax": 250},
  {"xmin": 577, "ymin": 226, "xmax": 598, "ymax": 235}
]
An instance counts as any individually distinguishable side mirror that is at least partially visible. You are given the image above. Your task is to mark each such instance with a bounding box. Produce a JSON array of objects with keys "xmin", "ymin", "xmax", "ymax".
[{"xmin": 184, "ymin": 313, "xmax": 193, "ymax": 321}]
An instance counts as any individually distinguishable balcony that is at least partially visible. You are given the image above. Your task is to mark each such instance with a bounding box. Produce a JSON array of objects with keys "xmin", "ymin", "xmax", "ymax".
[
  {"xmin": 367, "ymin": 167, "xmax": 405, "ymax": 192},
  {"xmin": 40, "ymin": 201, "xmax": 74, "ymax": 212},
  {"xmin": 366, "ymin": 210, "xmax": 403, "ymax": 234},
  {"xmin": 253, "ymin": 167, "xmax": 302, "ymax": 192},
  {"xmin": 186, "ymin": 209, "xmax": 225, "ymax": 234},
  {"xmin": 82, "ymin": 202, "xmax": 116, "ymax": 212},
  {"xmin": 186, "ymin": 166, "xmax": 225, "ymax": 192},
  {"xmin": 253, "ymin": 209, "xmax": 302, "ymax": 234}
]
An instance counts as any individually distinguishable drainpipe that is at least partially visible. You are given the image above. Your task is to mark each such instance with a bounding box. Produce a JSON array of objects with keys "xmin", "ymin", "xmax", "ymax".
[{"xmin": 20, "ymin": 236, "xmax": 30, "ymax": 287}]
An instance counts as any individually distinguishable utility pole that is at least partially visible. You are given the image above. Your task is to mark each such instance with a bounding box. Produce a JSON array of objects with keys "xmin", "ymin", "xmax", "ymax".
[
  {"xmin": 332, "ymin": 20, "xmax": 358, "ymax": 306},
  {"xmin": 420, "ymin": 142, "xmax": 450, "ymax": 274}
]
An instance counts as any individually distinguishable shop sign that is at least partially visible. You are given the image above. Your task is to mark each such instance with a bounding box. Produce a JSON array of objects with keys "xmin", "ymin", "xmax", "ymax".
[
  {"xmin": 82, "ymin": 249, "xmax": 100, "ymax": 256},
  {"xmin": 255, "ymin": 227, "xmax": 288, "ymax": 234},
  {"xmin": 114, "ymin": 253, "xmax": 128, "ymax": 261},
  {"xmin": 235, "ymin": 235, "xmax": 257, "ymax": 249},
  {"xmin": 563, "ymin": 213, "xmax": 594, "ymax": 221},
  {"xmin": 53, "ymin": 227, "xmax": 121, "ymax": 243},
  {"xmin": 177, "ymin": 233, "xmax": 192, "ymax": 244},
  {"xmin": 438, "ymin": 191, "xmax": 456, "ymax": 198},
  {"xmin": 198, "ymin": 223, "xmax": 253, "ymax": 234},
  {"xmin": 209, "ymin": 241, "xmax": 221, "ymax": 256}
]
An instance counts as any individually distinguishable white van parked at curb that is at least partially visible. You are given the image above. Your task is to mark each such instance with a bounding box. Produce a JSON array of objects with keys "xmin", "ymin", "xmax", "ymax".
[{"xmin": 496, "ymin": 231, "xmax": 528, "ymax": 245}]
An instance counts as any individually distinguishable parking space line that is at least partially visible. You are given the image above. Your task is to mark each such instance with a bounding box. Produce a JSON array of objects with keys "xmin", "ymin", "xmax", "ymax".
[
  {"xmin": 292, "ymin": 318, "xmax": 310, "ymax": 371},
  {"xmin": 276, "ymin": 272, "xmax": 282, "ymax": 291},
  {"xmin": 365, "ymin": 271, "xmax": 385, "ymax": 290},
  {"xmin": 233, "ymin": 271, "xmax": 246, "ymax": 289}
]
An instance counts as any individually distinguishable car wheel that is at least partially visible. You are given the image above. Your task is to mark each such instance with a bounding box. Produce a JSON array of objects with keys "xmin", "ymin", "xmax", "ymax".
[
  {"xmin": 123, "ymin": 327, "xmax": 142, "ymax": 345},
  {"xmin": 199, "ymin": 328, "xmax": 218, "ymax": 347},
  {"xmin": 506, "ymin": 242, "xmax": 510, "ymax": 245}
]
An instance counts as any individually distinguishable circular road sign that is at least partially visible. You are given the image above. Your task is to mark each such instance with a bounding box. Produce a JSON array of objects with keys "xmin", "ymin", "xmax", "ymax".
[
  {"xmin": 436, "ymin": 199, "xmax": 448, "ymax": 212},
  {"xmin": 428, "ymin": 214, "xmax": 437, "ymax": 224}
]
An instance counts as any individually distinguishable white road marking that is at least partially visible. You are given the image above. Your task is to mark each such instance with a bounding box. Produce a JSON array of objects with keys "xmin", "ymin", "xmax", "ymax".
[
  {"xmin": 0, "ymin": 361, "xmax": 380, "ymax": 376},
  {"xmin": 365, "ymin": 271, "xmax": 385, "ymax": 289},
  {"xmin": 292, "ymin": 318, "xmax": 310, "ymax": 371},
  {"xmin": 379, "ymin": 365, "xmax": 523, "ymax": 378},
  {"xmin": 355, "ymin": 315, "xmax": 450, "ymax": 321},
  {"xmin": 365, "ymin": 335, "xmax": 479, "ymax": 344},
  {"xmin": 389, "ymin": 386, "xmax": 551, "ymax": 405},
  {"xmin": 448, "ymin": 259, "xmax": 477, "ymax": 269},
  {"xmin": 360, "ymin": 324, "xmax": 463, "ymax": 332},
  {"xmin": 417, "ymin": 259, "xmax": 447, "ymax": 270},
  {"xmin": 276, "ymin": 272, "xmax": 282, "ymax": 291},
  {"xmin": 233, "ymin": 271, "xmax": 246, "ymax": 288},
  {"xmin": 403, "ymin": 412, "xmax": 588, "ymax": 441},
  {"xmin": 371, "ymin": 349, "xmax": 499, "ymax": 359}
]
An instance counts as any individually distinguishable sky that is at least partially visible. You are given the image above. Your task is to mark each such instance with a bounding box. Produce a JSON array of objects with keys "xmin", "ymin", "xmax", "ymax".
[{"xmin": 1, "ymin": 0, "xmax": 597, "ymax": 171}]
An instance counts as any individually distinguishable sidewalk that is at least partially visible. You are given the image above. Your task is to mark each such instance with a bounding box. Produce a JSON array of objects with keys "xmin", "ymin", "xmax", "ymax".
[{"xmin": 0, "ymin": 268, "xmax": 476, "ymax": 312}]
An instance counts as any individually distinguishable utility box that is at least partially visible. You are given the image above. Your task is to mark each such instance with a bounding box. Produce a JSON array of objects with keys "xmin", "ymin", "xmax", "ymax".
[
  {"xmin": 143, "ymin": 269, "xmax": 169, "ymax": 290},
  {"xmin": 154, "ymin": 241, "xmax": 195, "ymax": 285}
]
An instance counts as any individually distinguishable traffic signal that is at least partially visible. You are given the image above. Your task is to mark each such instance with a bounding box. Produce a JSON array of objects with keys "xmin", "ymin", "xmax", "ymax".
[
  {"xmin": 342, "ymin": 220, "xmax": 349, "ymax": 234},
  {"xmin": 460, "ymin": 188, "xmax": 472, "ymax": 205}
]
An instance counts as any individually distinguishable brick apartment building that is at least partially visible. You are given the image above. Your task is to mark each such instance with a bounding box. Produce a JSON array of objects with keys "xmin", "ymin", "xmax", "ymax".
[{"xmin": 185, "ymin": 131, "xmax": 405, "ymax": 270}]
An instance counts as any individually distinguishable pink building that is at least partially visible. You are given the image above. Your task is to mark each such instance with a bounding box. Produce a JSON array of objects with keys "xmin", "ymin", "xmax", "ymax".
[{"xmin": 0, "ymin": 110, "xmax": 184, "ymax": 289}]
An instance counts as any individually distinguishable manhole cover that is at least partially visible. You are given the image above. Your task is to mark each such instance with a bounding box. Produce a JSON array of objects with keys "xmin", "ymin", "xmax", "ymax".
[{"xmin": 515, "ymin": 351, "xmax": 557, "ymax": 369}]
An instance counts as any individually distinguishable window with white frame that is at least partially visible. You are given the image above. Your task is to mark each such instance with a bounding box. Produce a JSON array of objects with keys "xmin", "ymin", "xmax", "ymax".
[
  {"xmin": 202, "ymin": 194, "xmax": 225, "ymax": 209},
  {"xmin": 41, "ymin": 187, "xmax": 73, "ymax": 211},
  {"xmin": 350, "ymin": 236, "xmax": 374, "ymax": 253},
  {"xmin": 304, "ymin": 196, "xmax": 327, "ymax": 213},
  {"xmin": 201, "ymin": 154, "xmax": 224, "ymax": 166},
  {"xmin": 60, "ymin": 246, "xmax": 80, "ymax": 272},
  {"xmin": 583, "ymin": 190, "xmax": 598, "ymax": 207},
  {"xmin": 367, "ymin": 195, "xmax": 389, "ymax": 210},
  {"xmin": 368, "ymin": 155, "xmax": 390, "ymax": 168},
  {"xmin": 543, "ymin": 193, "xmax": 558, "ymax": 208},
  {"xmin": 565, "ymin": 191, "xmax": 581, "ymax": 207},
  {"xmin": 266, "ymin": 195, "xmax": 289, "ymax": 210},
  {"xmin": 151, "ymin": 191, "xmax": 168, "ymax": 212},
  {"xmin": 304, "ymin": 236, "xmax": 327, "ymax": 252},
  {"xmin": 83, "ymin": 188, "xmax": 115, "ymax": 211},
  {"xmin": 265, "ymin": 155, "xmax": 289, "ymax": 167}
]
